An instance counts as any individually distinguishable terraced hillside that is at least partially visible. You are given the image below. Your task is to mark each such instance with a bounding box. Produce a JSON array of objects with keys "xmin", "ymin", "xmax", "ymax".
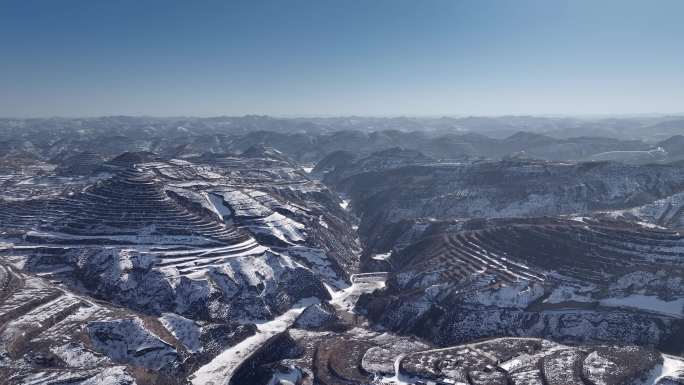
[
  {"xmin": 598, "ymin": 190, "xmax": 684, "ymax": 230},
  {"xmin": 20, "ymin": 167, "xmax": 249, "ymax": 245},
  {"xmin": 0, "ymin": 259, "xmax": 277, "ymax": 385},
  {"xmin": 53, "ymin": 151, "xmax": 106, "ymax": 176},
  {"xmin": 0, "ymin": 149, "xmax": 367, "ymax": 384},
  {"xmin": 323, "ymin": 157, "xmax": 684, "ymax": 244},
  {"xmin": 0, "ymin": 262, "xmax": 168, "ymax": 384},
  {"xmin": 2, "ymin": 122, "xmax": 684, "ymax": 384},
  {"xmin": 233, "ymin": 329, "xmax": 684, "ymax": 385},
  {"xmin": 359, "ymin": 217, "xmax": 684, "ymax": 352},
  {"xmin": 0, "ymin": 152, "xmax": 357, "ymax": 331}
]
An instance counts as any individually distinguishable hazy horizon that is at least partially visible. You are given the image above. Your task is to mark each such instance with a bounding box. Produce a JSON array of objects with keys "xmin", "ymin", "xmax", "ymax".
[{"xmin": 2, "ymin": 112, "xmax": 684, "ymax": 120}]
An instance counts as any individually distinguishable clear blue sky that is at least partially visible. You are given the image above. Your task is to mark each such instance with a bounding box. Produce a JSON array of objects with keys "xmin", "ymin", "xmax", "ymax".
[{"xmin": 1, "ymin": 0, "xmax": 682, "ymax": 117}]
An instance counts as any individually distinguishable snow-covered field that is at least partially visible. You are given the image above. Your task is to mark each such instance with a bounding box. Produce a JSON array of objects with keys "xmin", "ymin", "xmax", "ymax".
[
  {"xmin": 325, "ymin": 273, "xmax": 387, "ymax": 313},
  {"xmin": 600, "ymin": 295, "xmax": 684, "ymax": 318}
]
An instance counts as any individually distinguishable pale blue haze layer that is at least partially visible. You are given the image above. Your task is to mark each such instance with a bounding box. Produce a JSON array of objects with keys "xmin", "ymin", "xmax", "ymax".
[{"xmin": 1, "ymin": 0, "xmax": 682, "ymax": 116}]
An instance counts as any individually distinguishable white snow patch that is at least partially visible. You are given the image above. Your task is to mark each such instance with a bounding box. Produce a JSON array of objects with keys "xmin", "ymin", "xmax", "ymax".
[
  {"xmin": 324, "ymin": 273, "xmax": 387, "ymax": 313},
  {"xmin": 467, "ymin": 282, "xmax": 545, "ymax": 308},
  {"xmin": 160, "ymin": 313, "xmax": 202, "ymax": 353},
  {"xmin": 80, "ymin": 366, "xmax": 136, "ymax": 385},
  {"xmin": 267, "ymin": 365, "xmax": 302, "ymax": 385},
  {"xmin": 653, "ymin": 354, "xmax": 684, "ymax": 384},
  {"xmin": 207, "ymin": 192, "xmax": 234, "ymax": 220},
  {"xmin": 628, "ymin": 354, "xmax": 684, "ymax": 385},
  {"xmin": 544, "ymin": 284, "xmax": 594, "ymax": 304},
  {"xmin": 50, "ymin": 342, "xmax": 109, "ymax": 368},
  {"xmin": 250, "ymin": 212, "xmax": 306, "ymax": 244},
  {"xmin": 377, "ymin": 353, "xmax": 436, "ymax": 385},
  {"xmin": 87, "ymin": 318, "xmax": 177, "ymax": 370},
  {"xmin": 287, "ymin": 246, "xmax": 344, "ymax": 286},
  {"xmin": 372, "ymin": 251, "xmax": 392, "ymax": 261},
  {"xmin": 600, "ymin": 295, "xmax": 684, "ymax": 318}
]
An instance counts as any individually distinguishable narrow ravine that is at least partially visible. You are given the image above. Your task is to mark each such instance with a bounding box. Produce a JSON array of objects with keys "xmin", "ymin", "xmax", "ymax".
[{"xmin": 190, "ymin": 297, "xmax": 319, "ymax": 385}]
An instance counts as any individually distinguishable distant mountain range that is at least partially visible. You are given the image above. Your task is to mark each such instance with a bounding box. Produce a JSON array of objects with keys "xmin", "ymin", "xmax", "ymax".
[{"xmin": 3, "ymin": 115, "xmax": 684, "ymax": 166}]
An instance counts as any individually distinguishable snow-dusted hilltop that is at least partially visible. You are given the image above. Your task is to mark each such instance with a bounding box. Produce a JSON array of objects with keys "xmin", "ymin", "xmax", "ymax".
[
  {"xmin": 358, "ymin": 217, "xmax": 684, "ymax": 349},
  {"xmin": 0, "ymin": 149, "xmax": 360, "ymax": 384},
  {"xmin": 1, "ymin": 156, "xmax": 357, "ymax": 318},
  {"xmin": 1, "ymin": 123, "xmax": 684, "ymax": 384}
]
